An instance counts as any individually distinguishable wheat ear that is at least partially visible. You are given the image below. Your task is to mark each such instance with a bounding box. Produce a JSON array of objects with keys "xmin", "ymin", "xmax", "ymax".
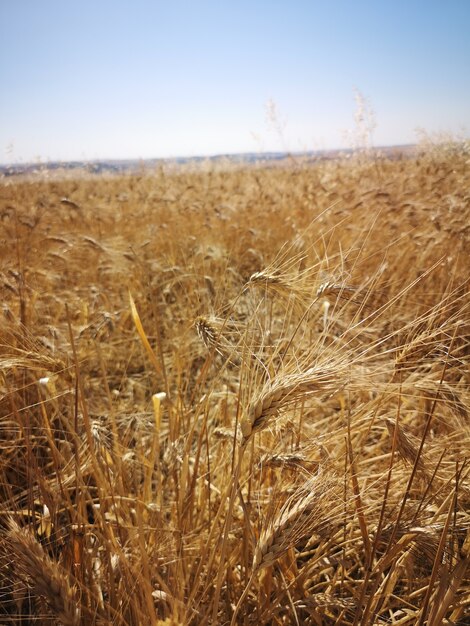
[
  {"xmin": 240, "ymin": 365, "xmax": 344, "ymax": 443},
  {"xmin": 253, "ymin": 473, "xmax": 340, "ymax": 572},
  {"xmin": 6, "ymin": 519, "xmax": 80, "ymax": 626}
]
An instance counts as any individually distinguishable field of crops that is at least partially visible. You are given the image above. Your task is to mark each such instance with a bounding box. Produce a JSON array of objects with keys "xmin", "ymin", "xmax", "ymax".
[{"xmin": 0, "ymin": 145, "xmax": 469, "ymax": 625}]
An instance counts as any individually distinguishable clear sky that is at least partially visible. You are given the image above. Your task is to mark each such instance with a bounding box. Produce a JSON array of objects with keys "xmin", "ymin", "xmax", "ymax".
[{"xmin": 1, "ymin": 0, "xmax": 469, "ymax": 164}]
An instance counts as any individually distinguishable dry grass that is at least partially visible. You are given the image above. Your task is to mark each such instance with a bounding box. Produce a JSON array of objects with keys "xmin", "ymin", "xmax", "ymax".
[{"xmin": 0, "ymin": 144, "xmax": 469, "ymax": 625}]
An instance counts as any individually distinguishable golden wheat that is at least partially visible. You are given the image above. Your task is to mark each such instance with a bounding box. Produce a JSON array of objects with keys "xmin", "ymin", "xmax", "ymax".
[{"xmin": 0, "ymin": 143, "xmax": 469, "ymax": 625}]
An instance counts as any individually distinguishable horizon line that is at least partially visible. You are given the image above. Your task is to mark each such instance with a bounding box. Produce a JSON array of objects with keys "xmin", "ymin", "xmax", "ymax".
[{"xmin": 0, "ymin": 143, "xmax": 421, "ymax": 171}]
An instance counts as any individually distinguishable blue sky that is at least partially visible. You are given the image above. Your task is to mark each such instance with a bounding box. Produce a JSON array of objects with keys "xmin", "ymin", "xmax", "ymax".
[{"xmin": 1, "ymin": 0, "xmax": 469, "ymax": 164}]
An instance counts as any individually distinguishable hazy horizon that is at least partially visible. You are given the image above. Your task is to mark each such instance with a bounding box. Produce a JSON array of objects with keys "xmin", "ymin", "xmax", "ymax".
[
  {"xmin": 0, "ymin": 143, "xmax": 421, "ymax": 170},
  {"xmin": 1, "ymin": 1, "xmax": 469, "ymax": 165}
]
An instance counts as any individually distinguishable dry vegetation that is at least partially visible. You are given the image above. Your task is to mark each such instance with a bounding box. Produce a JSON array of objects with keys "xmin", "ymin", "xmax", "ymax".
[{"xmin": 0, "ymin": 144, "xmax": 469, "ymax": 625}]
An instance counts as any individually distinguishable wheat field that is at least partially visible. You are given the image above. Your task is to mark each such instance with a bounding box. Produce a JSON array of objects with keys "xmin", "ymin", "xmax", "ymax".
[{"xmin": 0, "ymin": 144, "xmax": 469, "ymax": 625}]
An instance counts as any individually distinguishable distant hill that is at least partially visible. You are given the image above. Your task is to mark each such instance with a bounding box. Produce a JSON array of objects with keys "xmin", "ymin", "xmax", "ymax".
[{"xmin": 0, "ymin": 145, "xmax": 416, "ymax": 177}]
